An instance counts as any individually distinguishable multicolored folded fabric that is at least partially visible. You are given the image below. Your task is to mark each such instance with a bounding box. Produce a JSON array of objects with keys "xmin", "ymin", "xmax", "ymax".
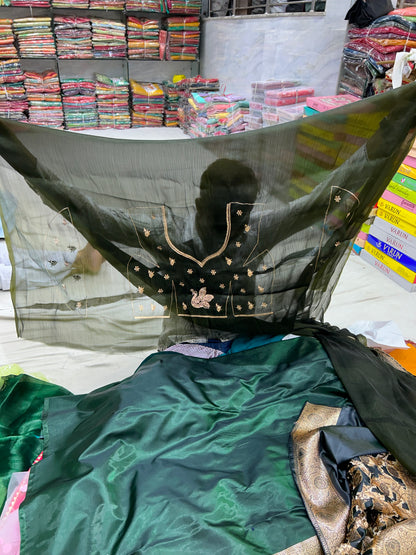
[
  {"xmin": 0, "ymin": 19, "xmax": 18, "ymax": 58},
  {"xmin": 11, "ymin": 0, "xmax": 50, "ymax": 6},
  {"xmin": 61, "ymin": 78, "xmax": 98, "ymax": 130},
  {"xmin": 90, "ymin": 0, "xmax": 123, "ymax": 10},
  {"xmin": 166, "ymin": 0, "xmax": 201, "ymax": 14},
  {"xmin": 96, "ymin": 73, "xmax": 130, "ymax": 129},
  {"xmin": 130, "ymin": 80, "xmax": 164, "ymax": 126},
  {"xmin": 13, "ymin": 17, "xmax": 56, "ymax": 58},
  {"xmin": 54, "ymin": 16, "xmax": 93, "ymax": 59},
  {"xmin": 52, "ymin": 0, "xmax": 88, "ymax": 8},
  {"xmin": 24, "ymin": 70, "xmax": 64, "ymax": 128},
  {"xmin": 166, "ymin": 17, "xmax": 199, "ymax": 61},
  {"xmin": 125, "ymin": 0, "xmax": 166, "ymax": 12},
  {"xmin": 127, "ymin": 17, "xmax": 160, "ymax": 59},
  {"xmin": 0, "ymin": 58, "xmax": 28, "ymax": 121},
  {"xmin": 185, "ymin": 92, "xmax": 248, "ymax": 137},
  {"xmin": 91, "ymin": 18, "xmax": 126, "ymax": 58}
]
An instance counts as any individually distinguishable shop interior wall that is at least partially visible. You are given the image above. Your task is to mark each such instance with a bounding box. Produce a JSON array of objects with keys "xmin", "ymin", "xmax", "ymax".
[{"xmin": 199, "ymin": 0, "xmax": 353, "ymax": 98}]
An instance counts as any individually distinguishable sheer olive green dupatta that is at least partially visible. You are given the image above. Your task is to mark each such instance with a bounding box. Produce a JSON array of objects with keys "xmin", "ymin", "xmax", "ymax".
[{"xmin": 0, "ymin": 83, "xmax": 416, "ymax": 352}]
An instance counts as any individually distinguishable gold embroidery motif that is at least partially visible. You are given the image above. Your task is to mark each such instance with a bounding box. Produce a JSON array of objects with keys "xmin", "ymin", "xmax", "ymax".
[
  {"xmin": 334, "ymin": 241, "xmax": 341, "ymax": 247},
  {"xmin": 134, "ymin": 266, "xmax": 140, "ymax": 272},
  {"xmin": 187, "ymin": 269, "xmax": 193, "ymax": 274},
  {"xmin": 236, "ymin": 241, "xmax": 241, "ymax": 247},
  {"xmin": 240, "ymin": 288, "xmax": 246, "ymax": 294},
  {"xmin": 247, "ymin": 269, "xmax": 253, "ymax": 277},
  {"xmin": 162, "ymin": 204, "xmax": 232, "ymax": 268},
  {"xmin": 158, "ymin": 288, "xmax": 163, "ymax": 294},
  {"xmin": 210, "ymin": 269, "xmax": 216, "ymax": 275},
  {"xmin": 143, "ymin": 228, "xmax": 150, "ymax": 237},
  {"xmin": 219, "ymin": 283, "xmax": 225, "ymax": 289},
  {"xmin": 182, "ymin": 302, "xmax": 187, "ymax": 310},
  {"xmin": 179, "ymin": 281, "xmax": 184, "ymax": 287},
  {"xmin": 164, "ymin": 274, "xmax": 170, "ymax": 280},
  {"xmin": 169, "ymin": 258, "xmax": 175, "ymax": 266},
  {"xmin": 199, "ymin": 278, "xmax": 205, "ymax": 283},
  {"xmin": 216, "ymin": 303, "xmax": 222, "ymax": 312},
  {"xmin": 233, "ymin": 274, "xmax": 238, "ymax": 280},
  {"xmin": 258, "ymin": 285, "xmax": 265, "ymax": 293},
  {"xmin": 334, "ymin": 195, "xmax": 341, "ymax": 203},
  {"xmin": 138, "ymin": 286, "xmax": 144, "ymax": 294},
  {"xmin": 76, "ymin": 301, "xmax": 82, "ymax": 309},
  {"xmin": 157, "ymin": 245, "xmax": 162, "ymax": 250},
  {"xmin": 236, "ymin": 209, "xmax": 243, "ymax": 216},
  {"xmin": 236, "ymin": 304, "xmax": 242, "ymax": 311},
  {"xmin": 248, "ymin": 302, "xmax": 254, "ymax": 310},
  {"xmin": 226, "ymin": 257, "xmax": 232, "ymax": 266},
  {"xmin": 148, "ymin": 270, "xmax": 154, "ymax": 278},
  {"xmin": 244, "ymin": 224, "xmax": 250, "ymax": 232},
  {"xmin": 190, "ymin": 287, "xmax": 214, "ymax": 309}
]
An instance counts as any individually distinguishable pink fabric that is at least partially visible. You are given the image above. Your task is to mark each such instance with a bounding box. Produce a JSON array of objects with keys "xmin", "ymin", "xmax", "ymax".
[
  {"xmin": 403, "ymin": 155, "xmax": 416, "ymax": 169},
  {"xmin": 0, "ymin": 472, "xmax": 30, "ymax": 554},
  {"xmin": 382, "ymin": 189, "xmax": 416, "ymax": 214}
]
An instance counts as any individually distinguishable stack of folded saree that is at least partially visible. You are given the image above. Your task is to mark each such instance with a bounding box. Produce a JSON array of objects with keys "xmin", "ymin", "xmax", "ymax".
[
  {"xmin": 340, "ymin": 14, "xmax": 416, "ymax": 97},
  {"xmin": 162, "ymin": 80, "xmax": 181, "ymax": 126},
  {"xmin": 61, "ymin": 78, "xmax": 98, "ymax": 130},
  {"xmin": 13, "ymin": 18, "xmax": 56, "ymax": 58},
  {"xmin": 166, "ymin": 0, "xmax": 201, "ymax": 14},
  {"xmin": 90, "ymin": 0, "xmax": 124, "ymax": 10},
  {"xmin": 125, "ymin": 0, "xmax": 166, "ymax": 10},
  {"xmin": 127, "ymin": 17, "xmax": 160, "ymax": 59},
  {"xmin": 54, "ymin": 16, "xmax": 93, "ymax": 59},
  {"xmin": 130, "ymin": 79, "xmax": 164, "ymax": 126},
  {"xmin": 91, "ymin": 18, "xmax": 126, "ymax": 58},
  {"xmin": 95, "ymin": 73, "xmax": 130, "ymax": 129},
  {"xmin": 0, "ymin": 19, "xmax": 17, "ymax": 58},
  {"xmin": 52, "ymin": 0, "xmax": 88, "ymax": 8},
  {"xmin": 24, "ymin": 70, "xmax": 64, "ymax": 128},
  {"xmin": 185, "ymin": 92, "xmax": 248, "ymax": 137},
  {"xmin": 10, "ymin": 0, "xmax": 50, "ymax": 5},
  {"xmin": 0, "ymin": 58, "xmax": 28, "ymax": 121},
  {"xmin": 166, "ymin": 16, "xmax": 199, "ymax": 61}
]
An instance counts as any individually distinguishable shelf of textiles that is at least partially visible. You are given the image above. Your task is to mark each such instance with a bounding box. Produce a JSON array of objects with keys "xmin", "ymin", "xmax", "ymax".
[
  {"xmin": 0, "ymin": 13, "xmax": 201, "ymax": 61},
  {"xmin": 339, "ymin": 6, "xmax": 416, "ymax": 98},
  {"xmin": 0, "ymin": 58, "xmax": 219, "ymax": 129},
  {"xmin": 355, "ymin": 140, "xmax": 416, "ymax": 293}
]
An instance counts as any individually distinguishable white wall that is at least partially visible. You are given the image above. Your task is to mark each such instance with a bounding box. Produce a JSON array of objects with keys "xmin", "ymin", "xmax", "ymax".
[{"xmin": 200, "ymin": 0, "xmax": 353, "ymax": 98}]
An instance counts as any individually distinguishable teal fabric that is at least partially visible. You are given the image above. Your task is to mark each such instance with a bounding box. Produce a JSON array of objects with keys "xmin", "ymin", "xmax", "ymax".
[
  {"xmin": 20, "ymin": 337, "xmax": 352, "ymax": 554},
  {"xmin": 0, "ymin": 374, "xmax": 70, "ymax": 511}
]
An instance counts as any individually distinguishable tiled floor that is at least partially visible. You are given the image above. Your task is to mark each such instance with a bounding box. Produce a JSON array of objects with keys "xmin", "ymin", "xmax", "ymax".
[{"xmin": 0, "ymin": 127, "xmax": 415, "ymax": 393}]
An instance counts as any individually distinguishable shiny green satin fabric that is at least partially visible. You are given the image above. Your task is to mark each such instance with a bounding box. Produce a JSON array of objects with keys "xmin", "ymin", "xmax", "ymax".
[
  {"xmin": 0, "ymin": 374, "xmax": 69, "ymax": 511},
  {"xmin": 20, "ymin": 337, "xmax": 352, "ymax": 554}
]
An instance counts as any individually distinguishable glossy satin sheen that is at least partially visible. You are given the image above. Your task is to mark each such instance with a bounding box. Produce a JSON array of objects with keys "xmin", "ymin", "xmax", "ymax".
[{"xmin": 20, "ymin": 337, "xmax": 352, "ymax": 554}]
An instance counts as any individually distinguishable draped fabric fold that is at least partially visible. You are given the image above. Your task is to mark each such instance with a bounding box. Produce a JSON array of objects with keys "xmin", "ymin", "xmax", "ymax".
[{"xmin": 0, "ymin": 83, "xmax": 416, "ymax": 351}]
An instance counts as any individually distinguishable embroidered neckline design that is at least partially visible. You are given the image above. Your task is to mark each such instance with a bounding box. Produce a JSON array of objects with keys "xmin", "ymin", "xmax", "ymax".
[{"xmin": 162, "ymin": 204, "xmax": 232, "ymax": 268}]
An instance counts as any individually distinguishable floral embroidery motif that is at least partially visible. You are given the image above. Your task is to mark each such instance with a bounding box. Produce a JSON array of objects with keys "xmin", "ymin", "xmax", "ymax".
[
  {"xmin": 335, "ymin": 241, "xmax": 341, "ymax": 247},
  {"xmin": 134, "ymin": 266, "xmax": 140, "ymax": 272},
  {"xmin": 76, "ymin": 301, "xmax": 82, "ymax": 309},
  {"xmin": 233, "ymin": 274, "xmax": 239, "ymax": 280},
  {"xmin": 244, "ymin": 224, "xmax": 250, "ymax": 232},
  {"xmin": 236, "ymin": 305, "xmax": 242, "ymax": 311},
  {"xmin": 248, "ymin": 302, "xmax": 254, "ymax": 310},
  {"xmin": 199, "ymin": 278, "xmax": 205, "ymax": 283},
  {"xmin": 138, "ymin": 286, "xmax": 144, "ymax": 294},
  {"xmin": 219, "ymin": 283, "xmax": 225, "ymax": 289},
  {"xmin": 258, "ymin": 285, "xmax": 265, "ymax": 293},
  {"xmin": 191, "ymin": 287, "xmax": 214, "ymax": 309},
  {"xmin": 210, "ymin": 269, "xmax": 216, "ymax": 275},
  {"xmin": 262, "ymin": 265, "xmax": 267, "ymax": 271},
  {"xmin": 179, "ymin": 281, "xmax": 184, "ymax": 287},
  {"xmin": 158, "ymin": 288, "xmax": 163, "ymax": 294},
  {"xmin": 163, "ymin": 305, "xmax": 168, "ymax": 311},
  {"xmin": 261, "ymin": 302, "xmax": 267, "ymax": 308},
  {"xmin": 143, "ymin": 228, "xmax": 150, "ymax": 237},
  {"xmin": 235, "ymin": 242, "xmax": 241, "ymax": 248},
  {"xmin": 187, "ymin": 269, "xmax": 193, "ymax": 274},
  {"xmin": 164, "ymin": 274, "xmax": 170, "ymax": 280},
  {"xmin": 226, "ymin": 257, "xmax": 232, "ymax": 266},
  {"xmin": 216, "ymin": 303, "xmax": 222, "ymax": 312},
  {"xmin": 334, "ymin": 195, "xmax": 341, "ymax": 203},
  {"xmin": 169, "ymin": 258, "xmax": 175, "ymax": 266},
  {"xmin": 148, "ymin": 270, "xmax": 154, "ymax": 278},
  {"xmin": 240, "ymin": 288, "xmax": 246, "ymax": 294},
  {"xmin": 236, "ymin": 210, "xmax": 243, "ymax": 216},
  {"xmin": 157, "ymin": 246, "xmax": 162, "ymax": 250},
  {"xmin": 182, "ymin": 302, "xmax": 187, "ymax": 310},
  {"xmin": 247, "ymin": 269, "xmax": 253, "ymax": 277}
]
